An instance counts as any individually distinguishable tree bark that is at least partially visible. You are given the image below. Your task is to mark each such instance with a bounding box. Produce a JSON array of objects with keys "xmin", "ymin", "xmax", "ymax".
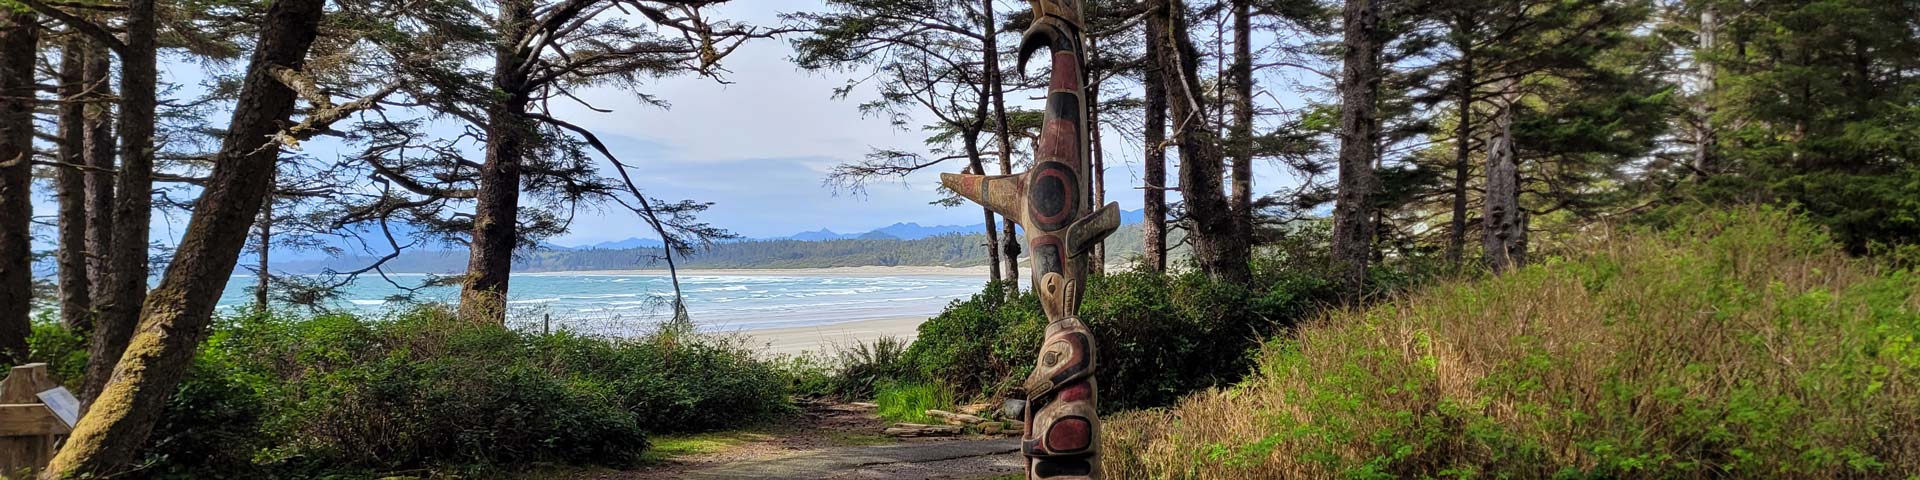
[
  {"xmin": 1482, "ymin": 94, "xmax": 1525, "ymax": 272},
  {"xmin": 255, "ymin": 190, "xmax": 271, "ymax": 311},
  {"xmin": 983, "ymin": 0, "xmax": 1020, "ymax": 290},
  {"xmin": 1329, "ymin": 0, "xmax": 1384, "ymax": 299},
  {"xmin": 1447, "ymin": 22, "xmax": 1472, "ymax": 268},
  {"xmin": 44, "ymin": 0, "xmax": 328, "ymax": 473},
  {"xmin": 1153, "ymin": 0, "xmax": 1250, "ymax": 283},
  {"xmin": 963, "ymin": 129, "xmax": 1002, "ymax": 284},
  {"xmin": 56, "ymin": 35, "xmax": 94, "ymax": 334},
  {"xmin": 458, "ymin": 0, "xmax": 535, "ymax": 324},
  {"xmin": 1087, "ymin": 35, "xmax": 1106, "ymax": 275},
  {"xmin": 1693, "ymin": 2, "xmax": 1717, "ymax": 180},
  {"xmin": 85, "ymin": 0, "xmax": 158, "ymax": 408},
  {"xmin": 1142, "ymin": 4, "xmax": 1169, "ymax": 274},
  {"xmin": 1229, "ymin": 0, "xmax": 1255, "ymax": 248},
  {"xmin": 0, "ymin": 8, "xmax": 38, "ymax": 367},
  {"xmin": 82, "ymin": 39, "xmax": 114, "ymax": 296}
]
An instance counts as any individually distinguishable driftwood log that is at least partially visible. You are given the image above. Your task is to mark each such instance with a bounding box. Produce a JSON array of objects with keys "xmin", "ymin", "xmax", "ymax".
[{"xmin": 940, "ymin": 1, "xmax": 1118, "ymax": 478}]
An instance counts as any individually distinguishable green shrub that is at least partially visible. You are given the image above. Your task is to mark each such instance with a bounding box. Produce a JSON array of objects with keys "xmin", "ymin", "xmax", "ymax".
[
  {"xmin": 906, "ymin": 263, "xmax": 1337, "ymax": 410},
  {"xmin": 874, "ymin": 381, "xmax": 952, "ymax": 424},
  {"xmin": 20, "ymin": 305, "xmax": 805, "ymax": 478},
  {"xmin": 1103, "ymin": 207, "xmax": 1920, "ymax": 479},
  {"xmin": 825, "ymin": 336, "xmax": 916, "ymax": 399}
]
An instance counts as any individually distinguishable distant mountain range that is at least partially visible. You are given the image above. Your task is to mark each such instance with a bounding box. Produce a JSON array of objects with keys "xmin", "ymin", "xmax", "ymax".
[{"xmin": 556, "ymin": 209, "xmax": 1148, "ymax": 250}]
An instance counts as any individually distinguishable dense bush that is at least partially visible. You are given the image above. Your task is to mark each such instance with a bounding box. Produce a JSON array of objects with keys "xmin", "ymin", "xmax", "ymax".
[
  {"xmin": 1102, "ymin": 208, "xmax": 1920, "ymax": 479},
  {"xmin": 20, "ymin": 306, "xmax": 797, "ymax": 478},
  {"xmin": 906, "ymin": 261, "xmax": 1339, "ymax": 411}
]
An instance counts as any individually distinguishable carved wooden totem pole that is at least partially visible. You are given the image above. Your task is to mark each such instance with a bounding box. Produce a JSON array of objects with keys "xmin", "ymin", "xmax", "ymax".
[{"xmin": 942, "ymin": 1, "xmax": 1117, "ymax": 478}]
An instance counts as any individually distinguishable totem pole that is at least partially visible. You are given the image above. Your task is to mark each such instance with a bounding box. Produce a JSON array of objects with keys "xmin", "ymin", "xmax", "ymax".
[{"xmin": 941, "ymin": 1, "xmax": 1117, "ymax": 478}]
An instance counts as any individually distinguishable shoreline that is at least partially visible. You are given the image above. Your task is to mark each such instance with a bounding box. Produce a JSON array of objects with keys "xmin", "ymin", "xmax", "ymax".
[
  {"xmin": 525, "ymin": 265, "xmax": 994, "ymax": 277},
  {"xmin": 720, "ymin": 316, "xmax": 928, "ymax": 357}
]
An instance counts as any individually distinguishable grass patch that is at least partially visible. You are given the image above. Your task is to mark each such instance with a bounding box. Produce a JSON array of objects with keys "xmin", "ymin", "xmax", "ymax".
[
  {"xmin": 1103, "ymin": 208, "xmax": 1920, "ymax": 479},
  {"xmin": 637, "ymin": 430, "xmax": 778, "ymax": 464},
  {"xmin": 875, "ymin": 381, "xmax": 953, "ymax": 424}
]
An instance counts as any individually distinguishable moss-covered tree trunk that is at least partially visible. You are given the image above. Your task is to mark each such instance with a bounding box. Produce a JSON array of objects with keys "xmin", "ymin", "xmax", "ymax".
[
  {"xmin": 44, "ymin": 0, "xmax": 328, "ymax": 473},
  {"xmin": 458, "ymin": 0, "xmax": 533, "ymax": 324},
  {"xmin": 0, "ymin": 9, "xmax": 39, "ymax": 366}
]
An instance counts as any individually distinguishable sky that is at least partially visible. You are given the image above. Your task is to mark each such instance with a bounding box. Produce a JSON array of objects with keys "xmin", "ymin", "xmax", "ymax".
[{"xmin": 33, "ymin": 0, "xmax": 1323, "ymax": 251}]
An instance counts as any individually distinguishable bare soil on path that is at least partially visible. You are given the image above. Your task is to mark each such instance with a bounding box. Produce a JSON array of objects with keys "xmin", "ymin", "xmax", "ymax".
[{"xmin": 541, "ymin": 401, "xmax": 1023, "ymax": 480}]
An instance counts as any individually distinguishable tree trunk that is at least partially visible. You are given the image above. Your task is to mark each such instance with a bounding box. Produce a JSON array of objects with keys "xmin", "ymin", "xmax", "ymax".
[
  {"xmin": 1329, "ymin": 0, "xmax": 1384, "ymax": 299},
  {"xmin": 1086, "ymin": 36, "xmax": 1106, "ymax": 275},
  {"xmin": 82, "ymin": 39, "xmax": 114, "ymax": 297},
  {"xmin": 1153, "ymin": 0, "xmax": 1250, "ymax": 283},
  {"xmin": 1482, "ymin": 94, "xmax": 1525, "ymax": 272},
  {"xmin": 44, "ymin": 0, "xmax": 327, "ymax": 473},
  {"xmin": 963, "ymin": 129, "xmax": 1002, "ymax": 284},
  {"xmin": 459, "ymin": 0, "xmax": 534, "ymax": 324},
  {"xmin": 1229, "ymin": 0, "xmax": 1254, "ymax": 247},
  {"xmin": 1447, "ymin": 26, "xmax": 1472, "ymax": 268},
  {"xmin": 983, "ymin": 0, "xmax": 1020, "ymax": 290},
  {"xmin": 85, "ymin": 0, "xmax": 158, "ymax": 408},
  {"xmin": 1693, "ymin": 2, "xmax": 1717, "ymax": 179},
  {"xmin": 56, "ymin": 35, "xmax": 94, "ymax": 334},
  {"xmin": 0, "ymin": 8, "xmax": 38, "ymax": 367},
  {"xmin": 1142, "ymin": 5, "xmax": 1169, "ymax": 274},
  {"xmin": 255, "ymin": 190, "xmax": 271, "ymax": 311}
]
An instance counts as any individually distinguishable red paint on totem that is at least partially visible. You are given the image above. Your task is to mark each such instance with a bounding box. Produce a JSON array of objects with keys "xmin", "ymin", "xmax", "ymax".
[
  {"xmin": 1050, "ymin": 51, "xmax": 1081, "ymax": 90},
  {"xmin": 1040, "ymin": 117, "xmax": 1077, "ymax": 160},
  {"xmin": 1057, "ymin": 381, "xmax": 1092, "ymax": 403},
  {"xmin": 1045, "ymin": 417, "xmax": 1092, "ymax": 452}
]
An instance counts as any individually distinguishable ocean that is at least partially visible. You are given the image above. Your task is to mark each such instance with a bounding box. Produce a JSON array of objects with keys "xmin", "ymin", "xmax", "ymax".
[{"xmin": 214, "ymin": 271, "xmax": 987, "ymax": 336}]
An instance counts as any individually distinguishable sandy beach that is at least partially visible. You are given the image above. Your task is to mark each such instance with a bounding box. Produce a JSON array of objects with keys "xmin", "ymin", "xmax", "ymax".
[{"xmin": 729, "ymin": 316, "xmax": 927, "ymax": 357}]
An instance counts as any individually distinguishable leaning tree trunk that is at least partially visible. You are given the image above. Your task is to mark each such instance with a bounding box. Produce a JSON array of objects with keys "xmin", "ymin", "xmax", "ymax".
[
  {"xmin": 84, "ymin": 0, "xmax": 158, "ymax": 408},
  {"xmin": 56, "ymin": 35, "xmax": 94, "ymax": 334},
  {"xmin": 458, "ymin": 0, "xmax": 534, "ymax": 324},
  {"xmin": 0, "ymin": 8, "xmax": 38, "ymax": 366},
  {"xmin": 44, "ymin": 0, "xmax": 329, "ymax": 474},
  {"xmin": 944, "ymin": 1, "xmax": 1119, "ymax": 477},
  {"xmin": 1229, "ymin": 0, "xmax": 1254, "ymax": 247},
  {"xmin": 1329, "ymin": 0, "xmax": 1384, "ymax": 300},
  {"xmin": 1154, "ymin": 0, "xmax": 1249, "ymax": 283},
  {"xmin": 1482, "ymin": 94, "xmax": 1526, "ymax": 272},
  {"xmin": 1141, "ymin": 6, "xmax": 1169, "ymax": 274}
]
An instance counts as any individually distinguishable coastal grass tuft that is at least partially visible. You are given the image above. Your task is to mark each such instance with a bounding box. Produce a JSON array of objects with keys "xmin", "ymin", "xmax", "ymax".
[
  {"xmin": 1101, "ymin": 208, "xmax": 1920, "ymax": 479},
  {"xmin": 875, "ymin": 381, "xmax": 953, "ymax": 424}
]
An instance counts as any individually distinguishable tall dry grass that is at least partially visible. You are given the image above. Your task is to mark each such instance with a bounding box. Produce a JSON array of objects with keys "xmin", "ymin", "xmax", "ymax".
[{"xmin": 1102, "ymin": 208, "xmax": 1920, "ymax": 479}]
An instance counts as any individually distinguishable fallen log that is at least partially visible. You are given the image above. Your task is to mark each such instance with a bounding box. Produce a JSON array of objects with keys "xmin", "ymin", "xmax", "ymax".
[
  {"xmin": 883, "ymin": 423, "xmax": 962, "ymax": 437},
  {"xmin": 926, "ymin": 409, "xmax": 988, "ymax": 425}
]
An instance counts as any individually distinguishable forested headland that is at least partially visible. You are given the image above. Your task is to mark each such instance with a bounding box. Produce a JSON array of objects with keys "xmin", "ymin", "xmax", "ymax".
[{"xmin": 0, "ymin": 0, "xmax": 1914, "ymax": 478}]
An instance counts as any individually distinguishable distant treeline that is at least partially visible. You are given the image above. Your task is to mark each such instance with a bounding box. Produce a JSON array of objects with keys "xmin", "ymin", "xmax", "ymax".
[{"xmin": 284, "ymin": 224, "xmax": 1167, "ymax": 273}]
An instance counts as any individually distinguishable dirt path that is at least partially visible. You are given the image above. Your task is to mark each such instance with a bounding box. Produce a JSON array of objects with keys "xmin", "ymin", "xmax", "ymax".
[{"xmin": 546, "ymin": 401, "xmax": 1023, "ymax": 480}]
